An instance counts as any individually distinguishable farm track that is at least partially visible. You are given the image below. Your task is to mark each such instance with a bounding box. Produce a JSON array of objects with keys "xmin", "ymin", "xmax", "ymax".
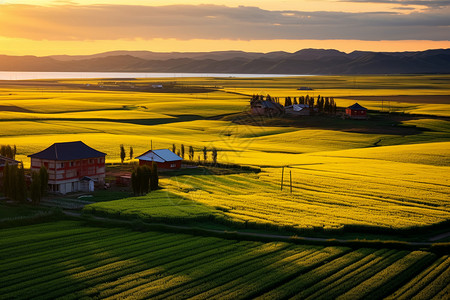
[{"xmin": 62, "ymin": 210, "xmax": 450, "ymax": 248}]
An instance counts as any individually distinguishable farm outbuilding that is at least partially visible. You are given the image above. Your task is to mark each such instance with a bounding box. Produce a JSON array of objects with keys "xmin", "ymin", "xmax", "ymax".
[
  {"xmin": 285, "ymin": 104, "xmax": 311, "ymax": 116},
  {"xmin": 28, "ymin": 141, "xmax": 106, "ymax": 194},
  {"xmin": 136, "ymin": 149, "xmax": 182, "ymax": 170},
  {"xmin": 250, "ymin": 100, "xmax": 285, "ymax": 116},
  {"xmin": 346, "ymin": 103, "xmax": 368, "ymax": 119}
]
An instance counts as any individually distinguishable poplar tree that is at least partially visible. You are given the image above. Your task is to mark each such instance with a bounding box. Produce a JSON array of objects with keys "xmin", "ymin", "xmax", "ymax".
[
  {"xmin": 0, "ymin": 145, "xmax": 15, "ymax": 159},
  {"xmin": 203, "ymin": 146, "xmax": 207, "ymax": 162},
  {"xmin": 16, "ymin": 163, "xmax": 26, "ymax": 203},
  {"xmin": 7, "ymin": 164, "xmax": 16, "ymax": 200},
  {"xmin": 2, "ymin": 163, "xmax": 9, "ymax": 196},
  {"xmin": 137, "ymin": 165, "xmax": 151, "ymax": 195},
  {"xmin": 181, "ymin": 144, "xmax": 185, "ymax": 159},
  {"xmin": 212, "ymin": 148, "xmax": 218, "ymax": 165},
  {"xmin": 31, "ymin": 172, "xmax": 41, "ymax": 205},
  {"xmin": 189, "ymin": 146, "xmax": 194, "ymax": 161},
  {"xmin": 120, "ymin": 144, "xmax": 126, "ymax": 163},
  {"xmin": 325, "ymin": 97, "xmax": 330, "ymax": 113},
  {"xmin": 131, "ymin": 164, "xmax": 159, "ymax": 195},
  {"xmin": 284, "ymin": 97, "xmax": 291, "ymax": 107},
  {"xmin": 129, "ymin": 146, "xmax": 134, "ymax": 160},
  {"xmin": 150, "ymin": 162, "xmax": 159, "ymax": 191},
  {"xmin": 39, "ymin": 166, "xmax": 49, "ymax": 196}
]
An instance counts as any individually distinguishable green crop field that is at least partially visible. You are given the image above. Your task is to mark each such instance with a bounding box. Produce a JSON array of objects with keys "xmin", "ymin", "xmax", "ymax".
[{"xmin": 0, "ymin": 221, "xmax": 448, "ymax": 300}]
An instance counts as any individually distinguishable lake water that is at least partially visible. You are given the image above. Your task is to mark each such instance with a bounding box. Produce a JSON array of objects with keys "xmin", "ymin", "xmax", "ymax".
[{"xmin": 0, "ymin": 71, "xmax": 306, "ymax": 80}]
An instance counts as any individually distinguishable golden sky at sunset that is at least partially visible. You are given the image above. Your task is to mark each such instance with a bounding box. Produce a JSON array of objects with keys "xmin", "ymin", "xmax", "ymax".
[{"xmin": 1, "ymin": 0, "xmax": 449, "ymax": 55}]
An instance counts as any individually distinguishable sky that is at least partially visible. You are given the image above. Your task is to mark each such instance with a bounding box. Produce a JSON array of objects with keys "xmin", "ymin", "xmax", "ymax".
[{"xmin": 0, "ymin": 0, "xmax": 449, "ymax": 56}]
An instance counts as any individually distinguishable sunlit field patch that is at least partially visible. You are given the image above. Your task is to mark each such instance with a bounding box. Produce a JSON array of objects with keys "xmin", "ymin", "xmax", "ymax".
[
  {"xmin": 1, "ymin": 221, "xmax": 447, "ymax": 299},
  {"xmin": 2, "ymin": 75, "xmax": 449, "ymax": 229}
]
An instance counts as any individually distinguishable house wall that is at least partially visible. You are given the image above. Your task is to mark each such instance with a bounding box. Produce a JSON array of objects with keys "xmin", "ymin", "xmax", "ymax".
[
  {"xmin": 30, "ymin": 156, "xmax": 105, "ymax": 194},
  {"xmin": 346, "ymin": 108, "xmax": 367, "ymax": 119},
  {"xmin": 139, "ymin": 160, "xmax": 181, "ymax": 170}
]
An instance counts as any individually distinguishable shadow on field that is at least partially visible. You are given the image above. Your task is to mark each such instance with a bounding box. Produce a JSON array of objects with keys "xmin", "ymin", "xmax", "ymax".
[
  {"xmin": 225, "ymin": 112, "xmax": 440, "ymax": 135},
  {"xmin": 0, "ymin": 114, "xmax": 205, "ymax": 126}
]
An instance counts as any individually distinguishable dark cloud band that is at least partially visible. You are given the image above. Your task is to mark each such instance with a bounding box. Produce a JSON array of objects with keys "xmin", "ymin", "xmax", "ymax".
[
  {"xmin": 0, "ymin": 4, "xmax": 448, "ymax": 41},
  {"xmin": 338, "ymin": 0, "xmax": 450, "ymax": 9}
]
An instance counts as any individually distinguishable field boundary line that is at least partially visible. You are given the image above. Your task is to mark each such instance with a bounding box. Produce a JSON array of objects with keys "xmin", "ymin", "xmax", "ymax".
[{"xmin": 62, "ymin": 210, "xmax": 450, "ymax": 252}]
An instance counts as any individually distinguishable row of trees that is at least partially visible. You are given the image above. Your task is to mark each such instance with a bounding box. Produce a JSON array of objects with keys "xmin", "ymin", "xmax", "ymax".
[
  {"xmin": 120, "ymin": 145, "xmax": 134, "ymax": 164},
  {"xmin": 2, "ymin": 163, "xmax": 26, "ymax": 202},
  {"xmin": 1, "ymin": 145, "xmax": 16, "ymax": 159},
  {"xmin": 30, "ymin": 167, "xmax": 49, "ymax": 204},
  {"xmin": 315, "ymin": 96, "xmax": 337, "ymax": 114},
  {"xmin": 119, "ymin": 144, "xmax": 219, "ymax": 165},
  {"xmin": 172, "ymin": 144, "xmax": 218, "ymax": 164},
  {"xmin": 2, "ymin": 164, "xmax": 48, "ymax": 204},
  {"xmin": 252, "ymin": 94, "xmax": 337, "ymax": 114},
  {"xmin": 251, "ymin": 94, "xmax": 282, "ymax": 105},
  {"xmin": 131, "ymin": 163, "xmax": 158, "ymax": 196}
]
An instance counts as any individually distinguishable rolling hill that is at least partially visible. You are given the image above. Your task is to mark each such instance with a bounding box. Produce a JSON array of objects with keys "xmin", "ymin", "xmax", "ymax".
[{"xmin": 0, "ymin": 48, "xmax": 449, "ymax": 74}]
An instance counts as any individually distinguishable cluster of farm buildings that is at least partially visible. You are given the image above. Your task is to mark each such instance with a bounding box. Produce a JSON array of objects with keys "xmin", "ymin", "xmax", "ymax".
[
  {"xmin": 0, "ymin": 142, "xmax": 182, "ymax": 195},
  {"xmin": 251, "ymin": 99, "xmax": 368, "ymax": 119}
]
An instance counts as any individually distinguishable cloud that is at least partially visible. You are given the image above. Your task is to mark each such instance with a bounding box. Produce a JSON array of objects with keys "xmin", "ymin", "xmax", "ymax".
[
  {"xmin": 338, "ymin": 0, "xmax": 450, "ymax": 9},
  {"xmin": 0, "ymin": 4, "xmax": 448, "ymax": 41}
]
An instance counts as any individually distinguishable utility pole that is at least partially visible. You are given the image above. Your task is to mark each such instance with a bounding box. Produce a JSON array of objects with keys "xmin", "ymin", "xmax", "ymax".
[{"xmin": 281, "ymin": 167, "xmax": 284, "ymax": 191}]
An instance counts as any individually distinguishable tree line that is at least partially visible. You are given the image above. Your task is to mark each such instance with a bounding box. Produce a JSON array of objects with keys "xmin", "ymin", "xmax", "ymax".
[
  {"xmin": 1, "ymin": 145, "xmax": 17, "ymax": 159},
  {"xmin": 120, "ymin": 144, "xmax": 134, "ymax": 164},
  {"xmin": 2, "ymin": 163, "xmax": 48, "ymax": 205},
  {"xmin": 251, "ymin": 94, "xmax": 337, "ymax": 114},
  {"xmin": 120, "ymin": 144, "xmax": 218, "ymax": 165},
  {"xmin": 131, "ymin": 162, "xmax": 158, "ymax": 196},
  {"xmin": 172, "ymin": 144, "xmax": 218, "ymax": 164}
]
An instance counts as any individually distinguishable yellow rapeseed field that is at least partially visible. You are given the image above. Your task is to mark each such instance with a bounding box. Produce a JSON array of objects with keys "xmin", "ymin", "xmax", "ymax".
[{"xmin": 2, "ymin": 75, "xmax": 449, "ymax": 229}]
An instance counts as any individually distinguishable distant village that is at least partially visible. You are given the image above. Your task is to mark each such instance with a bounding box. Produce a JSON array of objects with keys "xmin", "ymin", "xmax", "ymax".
[{"xmin": 250, "ymin": 94, "xmax": 368, "ymax": 120}]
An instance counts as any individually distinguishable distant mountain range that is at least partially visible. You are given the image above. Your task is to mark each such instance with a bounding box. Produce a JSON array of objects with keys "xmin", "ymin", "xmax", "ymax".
[{"xmin": 1, "ymin": 48, "xmax": 449, "ymax": 74}]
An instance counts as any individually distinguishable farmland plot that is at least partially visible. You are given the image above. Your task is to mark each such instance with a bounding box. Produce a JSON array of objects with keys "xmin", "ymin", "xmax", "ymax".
[
  {"xmin": 87, "ymin": 151, "xmax": 450, "ymax": 230},
  {"xmin": 0, "ymin": 221, "xmax": 447, "ymax": 299}
]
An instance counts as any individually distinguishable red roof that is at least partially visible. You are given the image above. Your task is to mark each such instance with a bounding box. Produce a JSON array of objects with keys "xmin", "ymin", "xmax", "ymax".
[{"xmin": 347, "ymin": 103, "xmax": 367, "ymax": 110}]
